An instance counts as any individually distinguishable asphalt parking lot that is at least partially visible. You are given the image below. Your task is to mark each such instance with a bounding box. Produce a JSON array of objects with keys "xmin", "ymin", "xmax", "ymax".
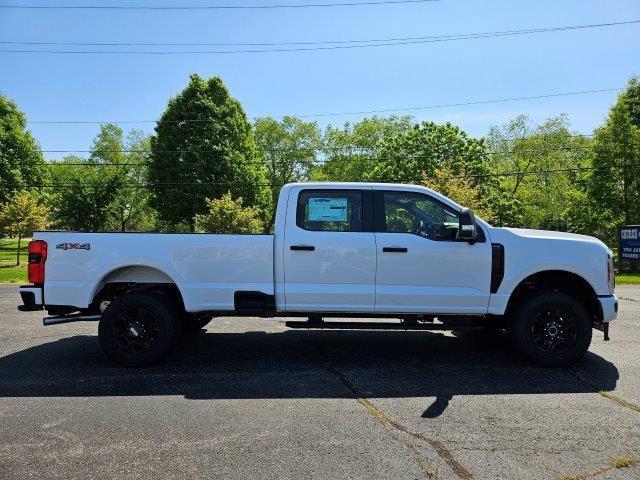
[{"xmin": 0, "ymin": 285, "xmax": 638, "ymax": 480}]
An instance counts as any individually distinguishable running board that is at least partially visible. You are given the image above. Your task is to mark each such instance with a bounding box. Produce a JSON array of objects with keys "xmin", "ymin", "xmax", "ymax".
[
  {"xmin": 284, "ymin": 320, "xmax": 484, "ymax": 331},
  {"xmin": 43, "ymin": 313, "xmax": 101, "ymax": 326}
]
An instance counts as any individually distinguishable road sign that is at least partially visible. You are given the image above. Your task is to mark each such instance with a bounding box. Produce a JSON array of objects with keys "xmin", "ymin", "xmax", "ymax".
[{"xmin": 619, "ymin": 225, "xmax": 640, "ymax": 264}]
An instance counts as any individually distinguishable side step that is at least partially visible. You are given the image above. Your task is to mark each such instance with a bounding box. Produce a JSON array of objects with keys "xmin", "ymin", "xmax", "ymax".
[
  {"xmin": 285, "ymin": 320, "xmax": 484, "ymax": 331},
  {"xmin": 43, "ymin": 313, "xmax": 101, "ymax": 326}
]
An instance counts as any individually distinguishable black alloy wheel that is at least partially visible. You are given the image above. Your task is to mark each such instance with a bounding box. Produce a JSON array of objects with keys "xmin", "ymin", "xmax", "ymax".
[
  {"xmin": 511, "ymin": 293, "xmax": 592, "ymax": 367},
  {"xmin": 99, "ymin": 292, "xmax": 179, "ymax": 367}
]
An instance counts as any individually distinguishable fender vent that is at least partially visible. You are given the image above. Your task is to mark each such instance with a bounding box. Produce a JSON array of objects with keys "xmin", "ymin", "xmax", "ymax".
[{"xmin": 490, "ymin": 243, "xmax": 505, "ymax": 293}]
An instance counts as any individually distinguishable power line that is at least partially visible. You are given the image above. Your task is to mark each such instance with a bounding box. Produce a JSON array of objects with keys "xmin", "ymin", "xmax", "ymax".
[
  {"xmin": 0, "ymin": 0, "xmax": 440, "ymax": 10},
  {"xmin": 26, "ymin": 88, "xmax": 621, "ymax": 124},
  {"xmin": 3, "ymin": 20, "xmax": 638, "ymax": 54},
  {"xmin": 2, "ymin": 20, "xmax": 637, "ymax": 48},
  {"xmin": 19, "ymin": 163, "xmax": 640, "ymax": 189},
  {"xmin": 41, "ymin": 144, "xmax": 600, "ymax": 166},
  {"xmin": 39, "ymin": 141, "xmax": 634, "ymax": 169},
  {"xmin": 40, "ymin": 142, "xmax": 596, "ymax": 154}
]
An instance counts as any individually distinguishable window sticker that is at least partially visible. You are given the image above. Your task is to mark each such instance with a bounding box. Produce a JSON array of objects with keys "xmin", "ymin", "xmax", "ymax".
[{"xmin": 308, "ymin": 197, "xmax": 348, "ymax": 222}]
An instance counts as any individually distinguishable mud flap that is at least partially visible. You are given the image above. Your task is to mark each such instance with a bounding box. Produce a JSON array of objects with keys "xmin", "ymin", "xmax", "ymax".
[{"xmin": 594, "ymin": 320, "xmax": 610, "ymax": 341}]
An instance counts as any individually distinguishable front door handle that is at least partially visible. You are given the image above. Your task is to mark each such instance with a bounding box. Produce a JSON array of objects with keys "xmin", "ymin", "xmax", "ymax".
[
  {"xmin": 290, "ymin": 245, "xmax": 315, "ymax": 251},
  {"xmin": 383, "ymin": 247, "xmax": 408, "ymax": 253}
]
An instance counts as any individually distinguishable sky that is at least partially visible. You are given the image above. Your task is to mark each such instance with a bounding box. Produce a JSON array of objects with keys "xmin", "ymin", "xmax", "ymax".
[{"xmin": 1, "ymin": 0, "xmax": 639, "ymax": 161}]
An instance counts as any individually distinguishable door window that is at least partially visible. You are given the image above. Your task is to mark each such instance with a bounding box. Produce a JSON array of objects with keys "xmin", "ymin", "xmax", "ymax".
[
  {"xmin": 297, "ymin": 190, "xmax": 363, "ymax": 232},
  {"xmin": 382, "ymin": 192, "xmax": 460, "ymax": 241}
]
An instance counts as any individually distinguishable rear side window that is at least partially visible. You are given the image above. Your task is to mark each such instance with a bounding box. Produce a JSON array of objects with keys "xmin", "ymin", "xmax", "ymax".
[{"xmin": 297, "ymin": 190, "xmax": 363, "ymax": 232}]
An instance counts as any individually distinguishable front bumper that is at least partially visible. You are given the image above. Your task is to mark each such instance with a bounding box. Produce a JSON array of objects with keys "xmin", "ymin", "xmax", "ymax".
[
  {"xmin": 18, "ymin": 285, "xmax": 43, "ymax": 312},
  {"xmin": 598, "ymin": 294, "xmax": 618, "ymax": 322}
]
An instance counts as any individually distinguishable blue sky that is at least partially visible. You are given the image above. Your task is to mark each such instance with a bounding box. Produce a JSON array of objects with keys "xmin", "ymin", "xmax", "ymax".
[{"xmin": 1, "ymin": 0, "xmax": 638, "ymax": 160}]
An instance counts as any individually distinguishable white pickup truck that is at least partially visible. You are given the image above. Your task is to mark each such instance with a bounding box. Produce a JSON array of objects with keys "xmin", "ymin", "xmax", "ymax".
[{"xmin": 18, "ymin": 182, "xmax": 617, "ymax": 367}]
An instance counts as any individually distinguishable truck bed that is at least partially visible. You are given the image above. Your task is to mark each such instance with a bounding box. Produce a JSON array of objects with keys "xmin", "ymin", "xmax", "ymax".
[{"xmin": 35, "ymin": 232, "xmax": 275, "ymax": 312}]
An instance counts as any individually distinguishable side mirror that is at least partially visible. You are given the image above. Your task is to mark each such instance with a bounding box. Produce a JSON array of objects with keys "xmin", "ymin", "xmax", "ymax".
[{"xmin": 458, "ymin": 207, "xmax": 477, "ymax": 243}]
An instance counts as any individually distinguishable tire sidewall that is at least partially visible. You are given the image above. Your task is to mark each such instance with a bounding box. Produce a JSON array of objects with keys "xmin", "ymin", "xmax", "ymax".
[
  {"xmin": 512, "ymin": 293, "xmax": 592, "ymax": 367},
  {"xmin": 99, "ymin": 292, "xmax": 178, "ymax": 367}
]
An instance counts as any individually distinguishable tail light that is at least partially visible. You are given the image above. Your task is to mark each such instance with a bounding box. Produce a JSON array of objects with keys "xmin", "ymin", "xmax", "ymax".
[{"xmin": 28, "ymin": 240, "xmax": 47, "ymax": 285}]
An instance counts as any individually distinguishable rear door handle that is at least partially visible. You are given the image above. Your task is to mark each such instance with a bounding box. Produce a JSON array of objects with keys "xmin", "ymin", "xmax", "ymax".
[
  {"xmin": 290, "ymin": 245, "xmax": 315, "ymax": 251},
  {"xmin": 383, "ymin": 247, "xmax": 408, "ymax": 253}
]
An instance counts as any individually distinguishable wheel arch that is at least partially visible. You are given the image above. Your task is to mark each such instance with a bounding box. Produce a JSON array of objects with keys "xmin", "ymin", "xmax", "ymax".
[
  {"xmin": 90, "ymin": 265, "xmax": 186, "ymax": 312},
  {"xmin": 504, "ymin": 270, "xmax": 602, "ymax": 323}
]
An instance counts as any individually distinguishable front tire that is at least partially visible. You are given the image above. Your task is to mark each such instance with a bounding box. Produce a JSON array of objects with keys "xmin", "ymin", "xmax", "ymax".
[
  {"xmin": 511, "ymin": 293, "xmax": 592, "ymax": 367},
  {"xmin": 99, "ymin": 292, "xmax": 179, "ymax": 367}
]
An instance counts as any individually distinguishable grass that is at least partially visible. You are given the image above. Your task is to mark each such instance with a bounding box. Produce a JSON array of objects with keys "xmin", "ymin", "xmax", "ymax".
[
  {"xmin": 611, "ymin": 453, "xmax": 637, "ymax": 469},
  {"xmin": 616, "ymin": 274, "xmax": 640, "ymax": 285},
  {"xmin": 556, "ymin": 454, "xmax": 637, "ymax": 480},
  {"xmin": 0, "ymin": 237, "xmax": 29, "ymax": 267},
  {"xmin": 0, "ymin": 238, "xmax": 30, "ymax": 284},
  {"xmin": 0, "ymin": 266, "xmax": 26, "ymax": 284}
]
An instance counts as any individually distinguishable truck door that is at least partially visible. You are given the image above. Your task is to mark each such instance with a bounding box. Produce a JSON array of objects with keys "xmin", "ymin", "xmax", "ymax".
[
  {"xmin": 283, "ymin": 187, "xmax": 376, "ymax": 312},
  {"xmin": 373, "ymin": 190, "xmax": 492, "ymax": 314}
]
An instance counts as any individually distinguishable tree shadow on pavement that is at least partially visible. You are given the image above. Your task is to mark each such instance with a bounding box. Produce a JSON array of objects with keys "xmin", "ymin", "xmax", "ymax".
[{"xmin": 0, "ymin": 327, "xmax": 618, "ymax": 418}]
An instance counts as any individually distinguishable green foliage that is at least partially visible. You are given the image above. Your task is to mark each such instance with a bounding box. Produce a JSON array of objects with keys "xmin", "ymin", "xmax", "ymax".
[
  {"xmin": 194, "ymin": 192, "xmax": 263, "ymax": 233},
  {"xmin": 487, "ymin": 114, "xmax": 591, "ymax": 229},
  {"xmin": 620, "ymin": 76, "xmax": 640, "ymax": 128},
  {"xmin": 48, "ymin": 125, "xmax": 155, "ymax": 232},
  {"xmin": 617, "ymin": 274, "xmax": 640, "ymax": 285},
  {"xmin": 373, "ymin": 120, "xmax": 498, "ymax": 220},
  {"xmin": 0, "ymin": 93, "xmax": 46, "ymax": 205},
  {"xmin": 373, "ymin": 121, "xmax": 489, "ymax": 183},
  {"xmin": 312, "ymin": 116, "xmax": 413, "ymax": 181},
  {"xmin": 48, "ymin": 155, "xmax": 120, "ymax": 231},
  {"xmin": 95, "ymin": 127, "xmax": 156, "ymax": 232},
  {"xmin": 587, "ymin": 88, "xmax": 640, "ymax": 246},
  {"xmin": 149, "ymin": 74, "xmax": 270, "ymax": 231},
  {"xmin": 254, "ymin": 116, "xmax": 321, "ymax": 228},
  {"xmin": 0, "ymin": 192, "xmax": 50, "ymax": 265}
]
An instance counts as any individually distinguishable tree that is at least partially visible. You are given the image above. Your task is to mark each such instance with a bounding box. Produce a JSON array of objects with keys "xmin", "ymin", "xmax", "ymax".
[
  {"xmin": 424, "ymin": 166, "xmax": 495, "ymax": 221},
  {"xmin": 254, "ymin": 116, "xmax": 320, "ymax": 229},
  {"xmin": 313, "ymin": 116, "xmax": 413, "ymax": 182},
  {"xmin": 90, "ymin": 126, "xmax": 156, "ymax": 231},
  {"xmin": 149, "ymin": 74, "xmax": 270, "ymax": 231},
  {"xmin": 372, "ymin": 121, "xmax": 489, "ymax": 183},
  {"xmin": 0, "ymin": 94, "xmax": 46, "ymax": 205},
  {"xmin": 487, "ymin": 114, "xmax": 591, "ymax": 229},
  {"xmin": 587, "ymin": 90, "xmax": 640, "ymax": 247},
  {"xmin": 194, "ymin": 192, "xmax": 263, "ymax": 233},
  {"xmin": 47, "ymin": 125, "xmax": 157, "ymax": 232},
  {"xmin": 0, "ymin": 191, "xmax": 50, "ymax": 265},
  {"xmin": 364, "ymin": 120, "xmax": 500, "ymax": 219},
  {"xmin": 47, "ymin": 156, "xmax": 121, "ymax": 231},
  {"xmin": 620, "ymin": 75, "xmax": 640, "ymax": 128}
]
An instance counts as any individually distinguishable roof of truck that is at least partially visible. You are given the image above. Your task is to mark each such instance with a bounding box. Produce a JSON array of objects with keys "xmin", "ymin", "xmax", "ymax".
[{"xmin": 281, "ymin": 181, "xmax": 463, "ymax": 210}]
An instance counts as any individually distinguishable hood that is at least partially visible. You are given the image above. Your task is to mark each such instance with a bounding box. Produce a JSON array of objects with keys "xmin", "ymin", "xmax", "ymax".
[{"xmin": 501, "ymin": 228, "xmax": 611, "ymax": 252}]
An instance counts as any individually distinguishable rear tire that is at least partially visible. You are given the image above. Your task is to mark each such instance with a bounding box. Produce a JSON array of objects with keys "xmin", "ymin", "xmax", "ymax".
[
  {"xmin": 99, "ymin": 292, "xmax": 179, "ymax": 367},
  {"xmin": 511, "ymin": 292, "xmax": 592, "ymax": 367}
]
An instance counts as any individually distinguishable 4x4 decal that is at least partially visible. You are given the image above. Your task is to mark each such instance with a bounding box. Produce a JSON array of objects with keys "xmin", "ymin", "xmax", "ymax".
[{"xmin": 56, "ymin": 243, "xmax": 91, "ymax": 251}]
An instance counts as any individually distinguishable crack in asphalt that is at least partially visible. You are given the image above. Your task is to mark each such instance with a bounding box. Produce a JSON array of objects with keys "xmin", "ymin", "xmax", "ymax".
[
  {"xmin": 296, "ymin": 338, "xmax": 473, "ymax": 479},
  {"xmin": 573, "ymin": 371, "xmax": 640, "ymax": 414},
  {"xmin": 322, "ymin": 361, "xmax": 472, "ymax": 479}
]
